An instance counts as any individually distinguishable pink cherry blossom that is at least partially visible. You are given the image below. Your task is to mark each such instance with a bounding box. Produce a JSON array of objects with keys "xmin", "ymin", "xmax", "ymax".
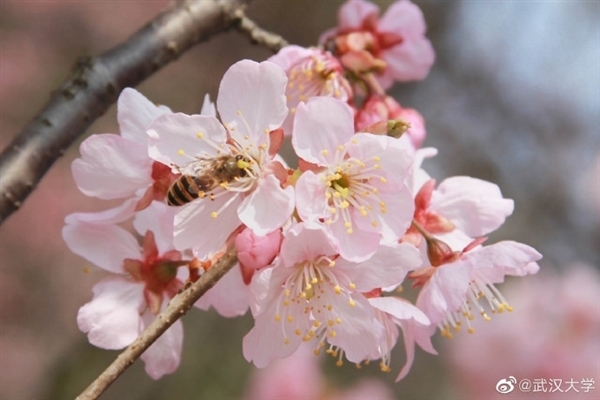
[
  {"xmin": 63, "ymin": 202, "xmax": 189, "ymax": 379},
  {"xmin": 403, "ymin": 155, "xmax": 515, "ymax": 253},
  {"xmin": 71, "ymin": 88, "xmax": 175, "ymax": 214},
  {"xmin": 242, "ymin": 223, "xmax": 421, "ymax": 368},
  {"xmin": 293, "ymin": 96, "xmax": 414, "ymax": 261},
  {"xmin": 412, "ymin": 240, "xmax": 542, "ymax": 337},
  {"xmin": 446, "ymin": 263, "xmax": 600, "ymax": 400},
  {"xmin": 368, "ymin": 296, "xmax": 436, "ymax": 381},
  {"xmin": 321, "ymin": 0, "xmax": 435, "ymax": 88},
  {"xmin": 148, "ymin": 60, "xmax": 294, "ymax": 255},
  {"xmin": 269, "ymin": 45, "xmax": 352, "ymax": 135}
]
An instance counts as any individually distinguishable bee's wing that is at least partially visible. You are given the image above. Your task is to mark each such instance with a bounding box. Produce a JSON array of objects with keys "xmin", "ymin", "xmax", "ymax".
[{"xmin": 178, "ymin": 158, "xmax": 214, "ymax": 176}]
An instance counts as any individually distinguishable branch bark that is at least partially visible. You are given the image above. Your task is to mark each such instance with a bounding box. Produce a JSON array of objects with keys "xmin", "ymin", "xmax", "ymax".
[
  {"xmin": 230, "ymin": 8, "xmax": 289, "ymax": 52},
  {"xmin": 76, "ymin": 248, "xmax": 238, "ymax": 400},
  {"xmin": 0, "ymin": 0, "xmax": 248, "ymax": 224}
]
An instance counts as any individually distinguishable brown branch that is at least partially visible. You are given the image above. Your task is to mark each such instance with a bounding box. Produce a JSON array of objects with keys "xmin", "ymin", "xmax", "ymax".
[
  {"xmin": 228, "ymin": 8, "xmax": 289, "ymax": 53},
  {"xmin": 76, "ymin": 248, "xmax": 238, "ymax": 400},
  {"xmin": 0, "ymin": 0, "xmax": 249, "ymax": 224}
]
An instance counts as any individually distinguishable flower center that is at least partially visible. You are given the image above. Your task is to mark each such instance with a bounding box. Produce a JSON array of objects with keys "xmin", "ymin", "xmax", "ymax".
[
  {"xmin": 322, "ymin": 145, "xmax": 388, "ymax": 233},
  {"xmin": 439, "ymin": 276, "xmax": 513, "ymax": 339},
  {"xmin": 272, "ymin": 256, "xmax": 357, "ymax": 348},
  {"xmin": 286, "ymin": 52, "xmax": 351, "ymax": 115}
]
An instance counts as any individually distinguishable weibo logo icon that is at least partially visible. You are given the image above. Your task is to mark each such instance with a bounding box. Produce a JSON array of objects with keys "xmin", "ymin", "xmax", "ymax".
[{"xmin": 496, "ymin": 376, "xmax": 517, "ymax": 394}]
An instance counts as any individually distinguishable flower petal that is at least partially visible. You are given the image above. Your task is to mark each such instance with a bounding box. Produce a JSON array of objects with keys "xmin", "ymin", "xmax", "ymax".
[
  {"xmin": 63, "ymin": 221, "xmax": 140, "ymax": 274},
  {"xmin": 72, "ymin": 134, "xmax": 152, "ymax": 199},
  {"xmin": 133, "ymin": 201, "xmax": 176, "ymax": 255},
  {"xmin": 416, "ymin": 261, "xmax": 472, "ymax": 325},
  {"xmin": 468, "ymin": 241, "xmax": 542, "ymax": 283},
  {"xmin": 172, "ymin": 193, "xmax": 242, "ymax": 254},
  {"xmin": 140, "ymin": 311, "xmax": 183, "ymax": 379},
  {"xmin": 341, "ymin": 243, "xmax": 422, "ymax": 291},
  {"xmin": 325, "ymin": 292, "xmax": 383, "ymax": 363},
  {"xmin": 147, "ymin": 113, "xmax": 227, "ymax": 168},
  {"xmin": 64, "ymin": 198, "xmax": 138, "ymax": 225},
  {"xmin": 117, "ymin": 87, "xmax": 171, "ymax": 143},
  {"xmin": 243, "ymin": 298, "xmax": 305, "ymax": 368},
  {"xmin": 280, "ymin": 223, "xmax": 338, "ymax": 268},
  {"xmin": 338, "ymin": 0, "xmax": 380, "ymax": 30},
  {"xmin": 295, "ymin": 170, "xmax": 329, "ymax": 222},
  {"xmin": 292, "ymin": 97, "xmax": 355, "ymax": 165},
  {"xmin": 218, "ymin": 60, "xmax": 288, "ymax": 148},
  {"xmin": 195, "ymin": 264, "xmax": 250, "ymax": 317},
  {"xmin": 431, "ymin": 176, "xmax": 515, "ymax": 237},
  {"xmin": 238, "ymin": 174, "xmax": 294, "ymax": 236},
  {"xmin": 330, "ymin": 216, "xmax": 381, "ymax": 262},
  {"xmin": 77, "ymin": 277, "xmax": 144, "ymax": 349}
]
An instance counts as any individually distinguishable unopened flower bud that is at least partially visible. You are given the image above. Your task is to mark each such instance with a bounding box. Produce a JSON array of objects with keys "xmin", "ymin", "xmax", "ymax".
[{"xmin": 236, "ymin": 228, "xmax": 282, "ymax": 284}]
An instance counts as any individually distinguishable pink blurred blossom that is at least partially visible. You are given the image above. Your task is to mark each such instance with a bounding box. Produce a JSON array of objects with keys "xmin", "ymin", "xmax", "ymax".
[
  {"xmin": 321, "ymin": 0, "xmax": 435, "ymax": 88},
  {"xmin": 445, "ymin": 263, "xmax": 600, "ymax": 399}
]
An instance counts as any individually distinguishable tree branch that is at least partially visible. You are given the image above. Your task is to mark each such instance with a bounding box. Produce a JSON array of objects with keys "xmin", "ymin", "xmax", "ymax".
[
  {"xmin": 0, "ymin": 0, "xmax": 249, "ymax": 224},
  {"xmin": 76, "ymin": 248, "xmax": 238, "ymax": 400},
  {"xmin": 229, "ymin": 8, "xmax": 289, "ymax": 53}
]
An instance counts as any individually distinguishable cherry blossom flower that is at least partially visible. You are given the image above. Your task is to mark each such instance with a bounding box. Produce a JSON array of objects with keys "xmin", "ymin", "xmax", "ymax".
[
  {"xmin": 242, "ymin": 223, "xmax": 421, "ymax": 368},
  {"xmin": 71, "ymin": 88, "xmax": 175, "ymax": 214},
  {"xmin": 446, "ymin": 263, "xmax": 600, "ymax": 400},
  {"xmin": 403, "ymin": 151, "xmax": 515, "ymax": 252},
  {"xmin": 411, "ymin": 240, "xmax": 542, "ymax": 337},
  {"xmin": 148, "ymin": 60, "xmax": 294, "ymax": 255},
  {"xmin": 293, "ymin": 96, "xmax": 414, "ymax": 261},
  {"xmin": 321, "ymin": 0, "xmax": 435, "ymax": 88},
  {"xmin": 269, "ymin": 45, "xmax": 353, "ymax": 135},
  {"xmin": 62, "ymin": 202, "xmax": 188, "ymax": 379},
  {"xmin": 368, "ymin": 296, "xmax": 436, "ymax": 381}
]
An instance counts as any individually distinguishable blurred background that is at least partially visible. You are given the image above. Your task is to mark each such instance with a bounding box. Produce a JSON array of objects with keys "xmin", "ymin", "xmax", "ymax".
[{"xmin": 1, "ymin": 1, "xmax": 598, "ymax": 399}]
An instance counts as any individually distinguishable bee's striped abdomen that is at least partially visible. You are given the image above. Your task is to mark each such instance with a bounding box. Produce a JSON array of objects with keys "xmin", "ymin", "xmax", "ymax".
[{"xmin": 167, "ymin": 176, "xmax": 200, "ymax": 206}]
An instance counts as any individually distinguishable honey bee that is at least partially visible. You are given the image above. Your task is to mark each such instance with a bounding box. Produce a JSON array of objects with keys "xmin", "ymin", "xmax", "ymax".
[{"xmin": 167, "ymin": 154, "xmax": 250, "ymax": 206}]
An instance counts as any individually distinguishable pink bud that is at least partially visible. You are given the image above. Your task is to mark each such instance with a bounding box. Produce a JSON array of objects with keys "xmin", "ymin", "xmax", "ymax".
[{"xmin": 235, "ymin": 228, "xmax": 282, "ymax": 284}]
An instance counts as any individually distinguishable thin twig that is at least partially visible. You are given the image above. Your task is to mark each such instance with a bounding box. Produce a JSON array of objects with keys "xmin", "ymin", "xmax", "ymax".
[
  {"xmin": 228, "ymin": 8, "xmax": 289, "ymax": 53},
  {"xmin": 0, "ymin": 0, "xmax": 248, "ymax": 224},
  {"xmin": 76, "ymin": 248, "xmax": 238, "ymax": 400}
]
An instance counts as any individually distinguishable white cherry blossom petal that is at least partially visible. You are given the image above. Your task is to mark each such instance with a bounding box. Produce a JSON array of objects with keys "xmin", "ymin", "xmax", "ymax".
[
  {"xmin": 295, "ymin": 170, "xmax": 329, "ymax": 222},
  {"xmin": 72, "ymin": 134, "xmax": 152, "ymax": 199},
  {"xmin": 280, "ymin": 224, "xmax": 338, "ymax": 269},
  {"xmin": 325, "ymin": 292, "xmax": 383, "ymax": 363},
  {"xmin": 172, "ymin": 193, "xmax": 242, "ymax": 255},
  {"xmin": 340, "ymin": 243, "xmax": 422, "ymax": 291},
  {"xmin": 77, "ymin": 277, "xmax": 145, "ymax": 349},
  {"xmin": 117, "ymin": 87, "xmax": 171, "ymax": 143},
  {"xmin": 64, "ymin": 198, "xmax": 138, "ymax": 225},
  {"xmin": 133, "ymin": 201, "xmax": 176, "ymax": 255},
  {"xmin": 292, "ymin": 97, "xmax": 354, "ymax": 165},
  {"xmin": 330, "ymin": 216, "xmax": 381, "ymax": 262},
  {"xmin": 63, "ymin": 221, "xmax": 140, "ymax": 274},
  {"xmin": 431, "ymin": 176, "xmax": 515, "ymax": 237},
  {"xmin": 243, "ymin": 291, "xmax": 306, "ymax": 368},
  {"xmin": 468, "ymin": 241, "xmax": 542, "ymax": 283},
  {"xmin": 147, "ymin": 113, "xmax": 228, "ymax": 168},
  {"xmin": 140, "ymin": 311, "xmax": 183, "ymax": 380},
  {"xmin": 238, "ymin": 174, "xmax": 294, "ymax": 236},
  {"xmin": 195, "ymin": 264, "xmax": 250, "ymax": 317},
  {"xmin": 218, "ymin": 60, "xmax": 288, "ymax": 148}
]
